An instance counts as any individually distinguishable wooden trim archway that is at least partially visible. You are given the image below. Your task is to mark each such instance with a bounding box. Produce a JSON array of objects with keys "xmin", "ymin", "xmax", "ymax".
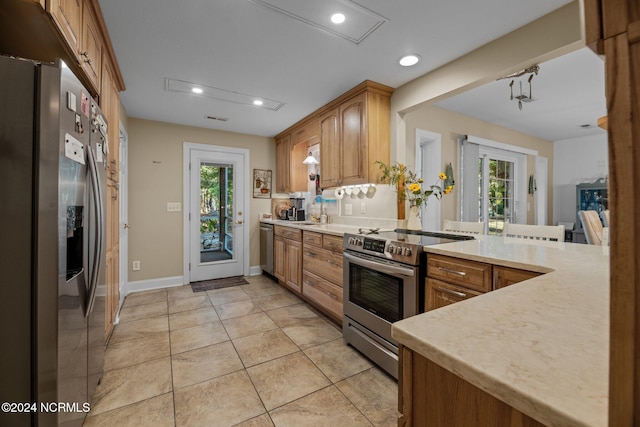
[{"xmin": 585, "ymin": 0, "xmax": 640, "ymax": 424}]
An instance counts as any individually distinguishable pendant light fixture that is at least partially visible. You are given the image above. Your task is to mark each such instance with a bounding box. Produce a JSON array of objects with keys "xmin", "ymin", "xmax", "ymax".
[
  {"xmin": 302, "ymin": 152, "xmax": 319, "ymax": 165},
  {"xmin": 498, "ymin": 64, "xmax": 540, "ymax": 110}
]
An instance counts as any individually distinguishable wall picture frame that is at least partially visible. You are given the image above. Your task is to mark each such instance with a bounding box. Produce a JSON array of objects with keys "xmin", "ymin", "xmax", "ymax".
[{"xmin": 253, "ymin": 169, "xmax": 272, "ymax": 199}]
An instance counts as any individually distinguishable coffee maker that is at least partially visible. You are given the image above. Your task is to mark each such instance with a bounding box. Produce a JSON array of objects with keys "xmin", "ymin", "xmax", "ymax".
[{"xmin": 288, "ymin": 197, "xmax": 306, "ymax": 221}]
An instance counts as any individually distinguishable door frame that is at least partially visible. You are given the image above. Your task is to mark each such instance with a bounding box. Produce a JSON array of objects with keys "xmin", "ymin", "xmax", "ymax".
[
  {"xmin": 118, "ymin": 122, "xmax": 128, "ymax": 313},
  {"xmin": 415, "ymin": 129, "xmax": 442, "ymax": 231},
  {"xmin": 182, "ymin": 142, "xmax": 250, "ymax": 284}
]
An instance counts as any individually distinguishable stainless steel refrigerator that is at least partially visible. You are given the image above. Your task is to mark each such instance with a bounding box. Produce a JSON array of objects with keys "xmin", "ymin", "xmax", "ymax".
[{"xmin": 0, "ymin": 55, "xmax": 107, "ymax": 426}]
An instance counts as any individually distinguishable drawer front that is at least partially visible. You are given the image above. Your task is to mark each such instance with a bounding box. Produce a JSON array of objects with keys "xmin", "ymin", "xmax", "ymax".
[
  {"xmin": 322, "ymin": 234, "xmax": 343, "ymax": 253},
  {"xmin": 303, "ymin": 231, "xmax": 323, "ymax": 247},
  {"xmin": 303, "ymin": 271, "xmax": 342, "ymax": 321},
  {"xmin": 425, "ymin": 278, "xmax": 483, "ymax": 311},
  {"xmin": 303, "ymin": 244, "xmax": 343, "ymax": 286},
  {"xmin": 274, "ymin": 225, "xmax": 302, "ymax": 241},
  {"xmin": 427, "ymin": 254, "xmax": 491, "ymax": 292}
]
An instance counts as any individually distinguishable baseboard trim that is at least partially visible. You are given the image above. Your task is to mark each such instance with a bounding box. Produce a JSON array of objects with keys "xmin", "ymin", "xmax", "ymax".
[
  {"xmin": 249, "ymin": 265, "xmax": 262, "ymax": 276},
  {"xmin": 125, "ymin": 276, "xmax": 184, "ymax": 295}
]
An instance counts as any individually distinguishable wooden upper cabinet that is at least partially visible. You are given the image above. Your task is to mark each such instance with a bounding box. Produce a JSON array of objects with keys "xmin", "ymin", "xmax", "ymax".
[
  {"xmin": 275, "ymin": 134, "xmax": 291, "ymax": 193},
  {"xmin": 319, "ymin": 82, "xmax": 392, "ymax": 188},
  {"xmin": 80, "ymin": 4, "xmax": 102, "ymax": 91},
  {"xmin": 340, "ymin": 92, "xmax": 366, "ymax": 185},
  {"xmin": 319, "ymin": 108, "xmax": 340, "ymax": 188},
  {"xmin": 276, "ymin": 81, "xmax": 392, "ymax": 190},
  {"xmin": 49, "ymin": 0, "xmax": 82, "ymax": 54}
]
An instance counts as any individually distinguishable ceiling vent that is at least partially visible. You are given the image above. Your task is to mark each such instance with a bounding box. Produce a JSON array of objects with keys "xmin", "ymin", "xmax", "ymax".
[
  {"xmin": 206, "ymin": 115, "xmax": 229, "ymax": 122},
  {"xmin": 166, "ymin": 78, "xmax": 285, "ymax": 111},
  {"xmin": 248, "ymin": 0, "xmax": 387, "ymax": 45}
]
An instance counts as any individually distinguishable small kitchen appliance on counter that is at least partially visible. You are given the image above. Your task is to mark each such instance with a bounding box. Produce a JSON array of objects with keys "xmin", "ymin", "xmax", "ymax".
[
  {"xmin": 342, "ymin": 229, "xmax": 475, "ymax": 378},
  {"xmin": 287, "ymin": 197, "xmax": 306, "ymax": 221}
]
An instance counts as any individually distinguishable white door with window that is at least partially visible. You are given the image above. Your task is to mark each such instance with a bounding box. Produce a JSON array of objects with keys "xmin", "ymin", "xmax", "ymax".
[
  {"xmin": 460, "ymin": 137, "xmax": 530, "ymax": 235},
  {"xmin": 478, "ymin": 147, "xmax": 526, "ymax": 234},
  {"xmin": 184, "ymin": 144, "xmax": 249, "ymax": 282}
]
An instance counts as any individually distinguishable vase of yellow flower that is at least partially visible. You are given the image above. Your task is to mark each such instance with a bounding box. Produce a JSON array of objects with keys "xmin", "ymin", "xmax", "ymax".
[{"xmin": 376, "ymin": 161, "xmax": 454, "ymax": 229}]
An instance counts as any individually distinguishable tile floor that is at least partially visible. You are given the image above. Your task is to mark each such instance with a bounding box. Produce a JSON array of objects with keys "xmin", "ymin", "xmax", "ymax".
[{"xmin": 84, "ymin": 275, "xmax": 399, "ymax": 426}]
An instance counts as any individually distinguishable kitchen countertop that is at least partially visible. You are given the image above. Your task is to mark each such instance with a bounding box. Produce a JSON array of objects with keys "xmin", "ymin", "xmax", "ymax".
[
  {"xmin": 392, "ymin": 235, "xmax": 609, "ymax": 427},
  {"xmin": 260, "ymin": 219, "xmax": 388, "ymax": 237}
]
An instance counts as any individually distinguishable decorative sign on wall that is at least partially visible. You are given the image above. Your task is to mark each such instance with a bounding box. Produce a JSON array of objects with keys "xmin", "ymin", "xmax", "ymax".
[{"xmin": 253, "ymin": 169, "xmax": 272, "ymax": 198}]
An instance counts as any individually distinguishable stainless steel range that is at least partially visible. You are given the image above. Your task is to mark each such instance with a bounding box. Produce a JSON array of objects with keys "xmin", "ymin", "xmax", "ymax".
[{"xmin": 342, "ymin": 229, "xmax": 474, "ymax": 378}]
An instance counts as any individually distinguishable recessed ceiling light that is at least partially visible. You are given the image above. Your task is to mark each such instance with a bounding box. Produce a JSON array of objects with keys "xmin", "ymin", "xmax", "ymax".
[
  {"xmin": 192, "ymin": 87, "xmax": 203, "ymax": 94},
  {"xmin": 253, "ymin": 99, "xmax": 264, "ymax": 106},
  {"xmin": 330, "ymin": 13, "xmax": 346, "ymax": 24},
  {"xmin": 399, "ymin": 54, "xmax": 420, "ymax": 67}
]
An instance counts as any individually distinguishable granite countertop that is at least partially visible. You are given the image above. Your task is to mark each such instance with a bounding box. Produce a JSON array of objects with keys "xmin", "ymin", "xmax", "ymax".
[{"xmin": 392, "ymin": 236, "xmax": 610, "ymax": 427}]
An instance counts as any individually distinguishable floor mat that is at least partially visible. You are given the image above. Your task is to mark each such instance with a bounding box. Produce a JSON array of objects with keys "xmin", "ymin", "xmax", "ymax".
[{"xmin": 190, "ymin": 276, "xmax": 249, "ymax": 292}]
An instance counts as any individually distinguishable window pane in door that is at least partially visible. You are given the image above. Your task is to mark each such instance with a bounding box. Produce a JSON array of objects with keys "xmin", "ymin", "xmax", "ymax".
[
  {"xmin": 200, "ymin": 162, "xmax": 233, "ymax": 263},
  {"xmin": 486, "ymin": 159, "xmax": 515, "ymax": 235}
]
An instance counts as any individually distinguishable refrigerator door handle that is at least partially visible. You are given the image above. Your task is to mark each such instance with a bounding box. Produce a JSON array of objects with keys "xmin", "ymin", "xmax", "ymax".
[{"xmin": 85, "ymin": 145, "xmax": 104, "ymax": 317}]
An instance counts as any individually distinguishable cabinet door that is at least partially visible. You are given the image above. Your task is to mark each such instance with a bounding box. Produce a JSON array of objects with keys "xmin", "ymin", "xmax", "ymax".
[
  {"xmin": 285, "ymin": 240, "xmax": 302, "ymax": 294},
  {"xmin": 493, "ymin": 266, "xmax": 541, "ymax": 290},
  {"xmin": 319, "ymin": 108, "xmax": 340, "ymax": 188},
  {"xmin": 340, "ymin": 92, "xmax": 367, "ymax": 185},
  {"xmin": 426, "ymin": 278, "xmax": 482, "ymax": 311},
  {"xmin": 80, "ymin": 5, "xmax": 102, "ymax": 92},
  {"xmin": 274, "ymin": 236, "xmax": 286, "ymax": 282},
  {"xmin": 275, "ymin": 135, "xmax": 291, "ymax": 193},
  {"xmin": 49, "ymin": 0, "xmax": 82, "ymax": 54}
]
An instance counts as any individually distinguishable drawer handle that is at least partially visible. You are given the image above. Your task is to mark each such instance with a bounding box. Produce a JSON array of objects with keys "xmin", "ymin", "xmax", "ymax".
[
  {"xmin": 438, "ymin": 267, "xmax": 467, "ymax": 276},
  {"xmin": 327, "ymin": 260, "xmax": 339, "ymax": 266},
  {"xmin": 435, "ymin": 286, "xmax": 467, "ymax": 298},
  {"xmin": 304, "ymin": 252, "xmax": 316, "ymax": 257},
  {"xmin": 327, "ymin": 292, "xmax": 338, "ymax": 300},
  {"xmin": 304, "ymin": 280, "xmax": 314, "ymax": 287}
]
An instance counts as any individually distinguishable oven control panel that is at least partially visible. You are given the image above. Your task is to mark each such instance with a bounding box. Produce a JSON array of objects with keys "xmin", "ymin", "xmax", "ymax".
[{"xmin": 343, "ymin": 234, "xmax": 422, "ymax": 265}]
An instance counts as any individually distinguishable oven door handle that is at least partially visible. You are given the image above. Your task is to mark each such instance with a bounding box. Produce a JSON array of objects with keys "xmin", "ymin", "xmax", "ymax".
[{"xmin": 343, "ymin": 252, "xmax": 415, "ymax": 277}]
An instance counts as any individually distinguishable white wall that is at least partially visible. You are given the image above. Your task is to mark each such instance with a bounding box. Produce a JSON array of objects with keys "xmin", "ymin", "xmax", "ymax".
[{"xmin": 553, "ymin": 133, "xmax": 608, "ymax": 226}]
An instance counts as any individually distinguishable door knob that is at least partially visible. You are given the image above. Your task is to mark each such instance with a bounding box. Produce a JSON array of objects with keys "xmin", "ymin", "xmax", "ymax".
[
  {"xmin": 124, "ymin": 223, "xmax": 130, "ymax": 229},
  {"xmin": 237, "ymin": 220, "xmax": 243, "ymax": 225}
]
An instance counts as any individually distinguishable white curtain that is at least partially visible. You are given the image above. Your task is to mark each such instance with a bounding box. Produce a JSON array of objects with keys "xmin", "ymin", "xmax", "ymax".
[{"xmin": 459, "ymin": 137, "xmax": 480, "ymax": 222}]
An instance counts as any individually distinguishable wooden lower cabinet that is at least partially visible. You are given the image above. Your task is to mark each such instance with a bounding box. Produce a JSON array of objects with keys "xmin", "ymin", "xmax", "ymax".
[
  {"xmin": 425, "ymin": 254, "xmax": 542, "ymax": 312},
  {"xmin": 301, "ymin": 231, "xmax": 344, "ymax": 323},
  {"xmin": 274, "ymin": 226, "xmax": 303, "ymax": 294},
  {"xmin": 302, "ymin": 271, "xmax": 342, "ymax": 321},
  {"xmin": 399, "ymin": 346, "xmax": 545, "ymax": 427},
  {"xmin": 426, "ymin": 278, "xmax": 482, "ymax": 311},
  {"xmin": 493, "ymin": 266, "xmax": 541, "ymax": 290}
]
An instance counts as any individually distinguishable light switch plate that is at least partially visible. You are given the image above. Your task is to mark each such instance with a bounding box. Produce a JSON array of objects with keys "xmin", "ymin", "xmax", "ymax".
[{"xmin": 167, "ymin": 202, "xmax": 181, "ymax": 212}]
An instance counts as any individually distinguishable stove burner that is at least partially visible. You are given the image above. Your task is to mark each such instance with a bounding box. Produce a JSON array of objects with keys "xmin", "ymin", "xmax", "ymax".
[{"xmin": 358, "ymin": 228, "xmax": 380, "ymax": 235}]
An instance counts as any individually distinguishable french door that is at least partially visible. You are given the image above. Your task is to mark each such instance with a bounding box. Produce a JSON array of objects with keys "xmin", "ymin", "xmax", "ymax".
[
  {"xmin": 185, "ymin": 144, "xmax": 248, "ymax": 282},
  {"xmin": 478, "ymin": 147, "xmax": 526, "ymax": 235}
]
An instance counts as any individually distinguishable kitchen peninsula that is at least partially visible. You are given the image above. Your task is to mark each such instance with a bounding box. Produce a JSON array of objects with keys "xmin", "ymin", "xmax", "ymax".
[{"xmin": 392, "ymin": 237, "xmax": 609, "ymax": 427}]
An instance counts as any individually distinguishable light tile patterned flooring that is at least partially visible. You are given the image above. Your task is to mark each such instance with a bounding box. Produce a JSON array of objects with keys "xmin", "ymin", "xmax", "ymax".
[{"xmin": 84, "ymin": 275, "xmax": 398, "ymax": 426}]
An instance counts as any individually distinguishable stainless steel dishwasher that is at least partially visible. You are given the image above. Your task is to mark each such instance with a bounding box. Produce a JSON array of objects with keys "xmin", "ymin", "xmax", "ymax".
[{"xmin": 260, "ymin": 223, "xmax": 274, "ymax": 275}]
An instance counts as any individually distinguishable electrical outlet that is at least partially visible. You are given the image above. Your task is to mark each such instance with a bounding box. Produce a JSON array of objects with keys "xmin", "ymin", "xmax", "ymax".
[
  {"xmin": 345, "ymin": 204, "xmax": 352, "ymax": 215},
  {"xmin": 360, "ymin": 202, "xmax": 366, "ymax": 214},
  {"xmin": 132, "ymin": 260, "xmax": 141, "ymax": 271}
]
